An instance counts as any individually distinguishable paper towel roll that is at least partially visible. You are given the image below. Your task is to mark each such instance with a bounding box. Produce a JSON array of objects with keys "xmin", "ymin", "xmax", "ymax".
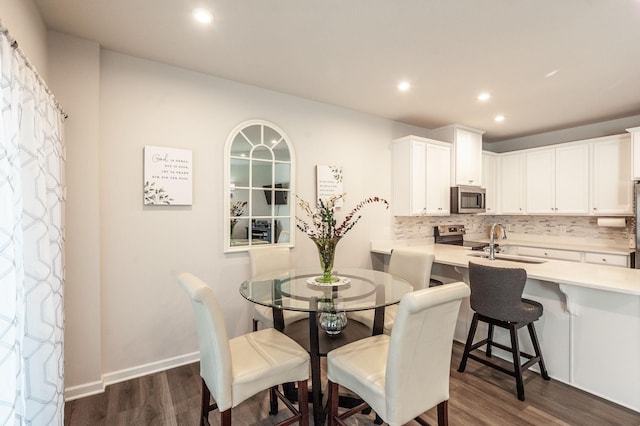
[{"xmin": 596, "ymin": 217, "xmax": 626, "ymax": 227}]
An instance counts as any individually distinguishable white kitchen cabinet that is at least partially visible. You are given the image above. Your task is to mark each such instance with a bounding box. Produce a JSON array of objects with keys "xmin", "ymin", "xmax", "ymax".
[
  {"xmin": 392, "ymin": 136, "xmax": 451, "ymax": 216},
  {"xmin": 583, "ymin": 252, "xmax": 629, "ymax": 267},
  {"xmin": 525, "ymin": 144, "xmax": 589, "ymax": 215},
  {"xmin": 515, "ymin": 246, "xmax": 629, "ymax": 267},
  {"xmin": 499, "ymin": 152, "xmax": 526, "ymax": 214},
  {"xmin": 627, "ymin": 126, "xmax": 640, "ymax": 180},
  {"xmin": 590, "ymin": 134, "xmax": 633, "ymax": 215},
  {"xmin": 525, "ymin": 150, "xmax": 555, "ymax": 214},
  {"xmin": 429, "ymin": 124, "xmax": 484, "ymax": 186},
  {"xmin": 482, "ymin": 152, "xmax": 498, "ymax": 214},
  {"xmin": 516, "ymin": 246, "xmax": 582, "ymax": 262}
]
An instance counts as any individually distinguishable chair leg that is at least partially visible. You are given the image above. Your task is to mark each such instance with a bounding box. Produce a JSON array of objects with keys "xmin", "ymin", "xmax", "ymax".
[
  {"xmin": 269, "ymin": 386, "xmax": 278, "ymax": 415},
  {"xmin": 458, "ymin": 313, "xmax": 479, "ymax": 373},
  {"xmin": 220, "ymin": 409, "xmax": 231, "ymax": 426},
  {"xmin": 509, "ymin": 323, "xmax": 525, "ymax": 401},
  {"xmin": 437, "ymin": 400, "xmax": 449, "ymax": 426},
  {"xmin": 201, "ymin": 378, "xmax": 211, "ymax": 426},
  {"xmin": 328, "ymin": 380, "xmax": 339, "ymax": 426},
  {"xmin": 528, "ymin": 322, "xmax": 551, "ymax": 380},
  {"xmin": 297, "ymin": 380, "xmax": 309, "ymax": 426},
  {"xmin": 252, "ymin": 318, "xmax": 259, "ymax": 331},
  {"xmin": 486, "ymin": 323, "xmax": 494, "ymax": 357}
]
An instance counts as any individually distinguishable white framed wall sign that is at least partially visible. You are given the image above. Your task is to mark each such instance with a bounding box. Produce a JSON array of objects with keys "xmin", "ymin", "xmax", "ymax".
[
  {"xmin": 316, "ymin": 165, "xmax": 343, "ymax": 207},
  {"xmin": 143, "ymin": 146, "xmax": 193, "ymax": 205}
]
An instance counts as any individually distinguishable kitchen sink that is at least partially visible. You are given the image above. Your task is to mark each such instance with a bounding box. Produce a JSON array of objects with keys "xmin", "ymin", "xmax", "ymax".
[{"xmin": 467, "ymin": 252, "xmax": 546, "ymax": 264}]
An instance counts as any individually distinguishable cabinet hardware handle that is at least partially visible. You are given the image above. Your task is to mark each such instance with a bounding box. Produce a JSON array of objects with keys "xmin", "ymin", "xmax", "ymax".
[{"xmin": 602, "ymin": 259, "xmax": 607, "ymax": 262}]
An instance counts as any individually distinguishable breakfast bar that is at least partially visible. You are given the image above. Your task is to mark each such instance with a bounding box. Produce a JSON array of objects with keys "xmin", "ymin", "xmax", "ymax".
[{"xmin": 371, "ymin": 241, "xmax": 640, "ymax": 412}]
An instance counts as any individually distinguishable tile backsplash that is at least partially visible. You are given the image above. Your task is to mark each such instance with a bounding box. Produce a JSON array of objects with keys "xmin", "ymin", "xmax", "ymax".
[{"xmin": 394, "ymin": 214, "xmax": 635, "ymax": 247}]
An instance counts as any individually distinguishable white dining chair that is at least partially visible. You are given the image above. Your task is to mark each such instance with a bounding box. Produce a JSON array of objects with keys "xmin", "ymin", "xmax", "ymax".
[
  {"xmin": 178, "ymin": 272, "xmax": 310, "ymax": 425},
  {"xmin": 349, "ymin": 248, "xmax": 435, "ymax": 334},
  {"xmin": 327, "ymin": 281, "xmax": 470, "ymax": 426},
  {"xmin": 249, "ymin": 246, "xmax": 306, "ymax": 330}
]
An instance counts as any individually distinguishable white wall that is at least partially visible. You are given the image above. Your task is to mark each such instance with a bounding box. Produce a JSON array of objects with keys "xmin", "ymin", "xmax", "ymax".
[
  {"xmin": 0, "ymin": 0, "xmax": 48, "ymax": 79},
  {"xmin": 96, "ymin": 49, "xmax": 427, "ymax": 374},
  {"xmin": 47, "ymin": 32, "xmax": 103, "ymax": 394},
  {"xmin": 45, "ymin": 33, "xmax": 429, "ymax": 395}
]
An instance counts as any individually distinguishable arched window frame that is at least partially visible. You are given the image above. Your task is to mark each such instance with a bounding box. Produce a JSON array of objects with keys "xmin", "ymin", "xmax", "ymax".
[{"xmin": 224, "ymin": 120, "xmax": 296, "ymax": 252}]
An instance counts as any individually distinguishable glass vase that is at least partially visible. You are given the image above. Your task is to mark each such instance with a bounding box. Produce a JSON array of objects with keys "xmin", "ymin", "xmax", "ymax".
[
  {"xmin": 318, "ymin": 299, "xmax": 347, "ymax": 335},
  {"xmin": 312, "ymin": 236, "xmax": 341, "ymax": 283}
]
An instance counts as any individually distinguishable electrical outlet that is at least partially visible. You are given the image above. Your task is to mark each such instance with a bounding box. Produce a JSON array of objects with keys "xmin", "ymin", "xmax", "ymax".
[
  {"xmin": 506, "ymin": 224, "xmax": 512, "ymax": 232},
  {"xmin": 630, "ymin": 237, "xmax": 636, "ymax": 249},
  {"xmin": 560, "ymin": 225, "xmax": 567, "ymax": 233}
]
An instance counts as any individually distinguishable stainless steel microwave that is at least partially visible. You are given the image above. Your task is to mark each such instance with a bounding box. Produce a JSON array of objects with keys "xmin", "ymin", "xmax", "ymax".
[{"xmin": 451, "ymin": 186, "xmax": 486, "ymax": 213}]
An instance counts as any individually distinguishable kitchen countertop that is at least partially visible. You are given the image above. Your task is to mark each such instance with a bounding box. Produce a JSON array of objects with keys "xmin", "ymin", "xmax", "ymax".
[
  {"xmin": 370, "ymin": 241, "xmax": 640, "ymax": 296},
  {"xmin": 463, "ymin": 233, "xmax": 634, "ymax": 256}
]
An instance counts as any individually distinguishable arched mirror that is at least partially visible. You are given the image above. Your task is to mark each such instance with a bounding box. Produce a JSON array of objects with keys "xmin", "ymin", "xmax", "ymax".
[{"xmin": 224, "ymin": 120, "xmax": 295, "ymax": 252}]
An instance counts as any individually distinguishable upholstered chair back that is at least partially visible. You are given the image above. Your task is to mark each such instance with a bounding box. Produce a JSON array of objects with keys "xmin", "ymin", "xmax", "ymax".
[
  {"xmin": 468, "ymin": 262, "xmax": 530, "ymax": 322},
  {"xmin": 249, "ymin": 246, "xmax": 292, "ymax": 278},
  {"xmin": 388, "ymin": 248, "xmax": 435, "ymax": 291},
  {"xmin": 178, "ymin": 273, "xmax": 234, "ymax": 411},
  {"xmin": 385, "ymin": 282, "xmax": 470, "ymax": 424}
]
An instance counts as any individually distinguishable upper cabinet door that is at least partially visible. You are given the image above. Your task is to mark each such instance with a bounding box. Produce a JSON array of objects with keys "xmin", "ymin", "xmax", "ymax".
[
  {"xmin": 627, "ymin": 127, "xmax": 640, "ymax": 180},
  {"xmin": 393, "ymin": 139, "xmax": 426, "ymax": 216},
  {"xmin": 591, "ymin": 135, "xmax": 633, "ymax": 215},
  {"xmin": 555, "ymin": 144, "xmax": 589, "ymax": 214},
  {"xmin": 482, "ymin": 152, "xmax": 498, "ymax": 214},
  {"xmin": 454, "ymin": 128, "xmax": 483, "ymax": 186},
  {"xmin": 425, "ymin": 143, "xmax": 451, "ymax": 215},
  {"xmin": 429, "ymin": 124, "xmax": 484, "ymax": 187},
  {"xmin": 525, "ymin": 149, "xmax": 555, "ymax": 214},
  {"xmin": 500, "ymin": 153, "xmax": 526, "ymax": 214}
]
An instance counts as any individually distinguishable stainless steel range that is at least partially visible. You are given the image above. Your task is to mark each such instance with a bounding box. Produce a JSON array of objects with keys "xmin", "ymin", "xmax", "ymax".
[{"xmin": 434, "ymin": 225, "xmax": 489, "ymax": 250}]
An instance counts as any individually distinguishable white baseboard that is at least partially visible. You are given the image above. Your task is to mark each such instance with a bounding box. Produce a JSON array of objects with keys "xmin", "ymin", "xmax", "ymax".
[
  {"xmin": 64, "ymin": 380, "xmax": 105, "ymax": 401},
  {"xmin": 64, "ymin": 351, "xmax": 200, "ymax": 401}
]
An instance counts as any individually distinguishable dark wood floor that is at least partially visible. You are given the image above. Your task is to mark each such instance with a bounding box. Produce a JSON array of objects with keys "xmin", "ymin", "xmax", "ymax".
[{"xmin": 65, "ymin": 342, "xmax": 640, "ymax": 425}]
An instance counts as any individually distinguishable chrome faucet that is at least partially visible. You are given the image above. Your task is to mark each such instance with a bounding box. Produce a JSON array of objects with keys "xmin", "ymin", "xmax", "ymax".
[{"xmin": 489, "ymin": 223, "xmax": 507, "ymax": 260}]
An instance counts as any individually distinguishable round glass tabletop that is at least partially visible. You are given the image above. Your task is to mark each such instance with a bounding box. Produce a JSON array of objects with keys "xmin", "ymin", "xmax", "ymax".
[{"xmin": 239, "ymin": 267, "xmax": 413, "ymax": 313}]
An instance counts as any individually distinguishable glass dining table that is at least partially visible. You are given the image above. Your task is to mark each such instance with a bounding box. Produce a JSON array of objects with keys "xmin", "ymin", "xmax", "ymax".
[{"xmin": 239, "ymin": 267, "xmax": 413, "ymax": 425}]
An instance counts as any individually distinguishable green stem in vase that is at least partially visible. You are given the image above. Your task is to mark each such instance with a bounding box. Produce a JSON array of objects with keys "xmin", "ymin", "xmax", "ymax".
[{"xmin": 312, "ymin": 236, "xmax": 341, "ymax": 283}]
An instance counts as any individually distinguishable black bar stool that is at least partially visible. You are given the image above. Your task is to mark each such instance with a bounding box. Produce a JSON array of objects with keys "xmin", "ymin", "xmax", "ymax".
[{"xmin": 457, "ymin": 262, "xmax": 550, "ymax": 401}]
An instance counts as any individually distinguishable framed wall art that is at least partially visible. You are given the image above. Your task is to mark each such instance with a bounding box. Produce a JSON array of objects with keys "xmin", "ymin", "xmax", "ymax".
[
  {"xmin": 316, "ymin": 165, "xmax": 343, "ymax": 207},
  {"xmin": 143, "ymin": 146, "xmax": 193, "ymax": 205}
]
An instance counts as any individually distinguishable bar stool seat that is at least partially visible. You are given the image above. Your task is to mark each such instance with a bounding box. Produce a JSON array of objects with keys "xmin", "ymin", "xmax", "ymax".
[{"xmin": 457, "ymin": 262, "xmax": 550, "ymax": 401}]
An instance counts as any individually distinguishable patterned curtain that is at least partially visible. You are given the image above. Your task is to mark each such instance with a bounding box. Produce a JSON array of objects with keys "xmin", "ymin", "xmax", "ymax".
[{"xmin": 0, "ymin": 27, "xmax": 65, "ymax": 425}]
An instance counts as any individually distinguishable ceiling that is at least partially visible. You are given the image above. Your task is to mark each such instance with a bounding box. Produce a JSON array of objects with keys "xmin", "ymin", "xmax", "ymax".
[{"xmin": 34, "ymin": 0, "xmax": 640, "ymax": 142}]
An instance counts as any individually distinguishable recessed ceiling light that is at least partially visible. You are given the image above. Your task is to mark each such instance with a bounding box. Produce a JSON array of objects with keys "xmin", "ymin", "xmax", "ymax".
[
  {"xmin": 193, "ymin": 8, "xmax": 213, "ymax": 24},
  {"xmin": 494, "ymin": 115, "xmax": 505, "ymax": 122},
  {"xmin": 477, "ymin": 92, "xmax": 491, "ymax": 102},
  {"xmin": 398, "ymin": 81, "xmax": 411, "ymax": 91},
  {"xmin": 545, "ymin": 69, "xmax": 559, "ymax": 78}
]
